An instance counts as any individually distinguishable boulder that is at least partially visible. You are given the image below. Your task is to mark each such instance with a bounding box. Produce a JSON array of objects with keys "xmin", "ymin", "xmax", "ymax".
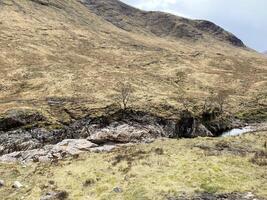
[
  {"xmin": 87, "ymin": 123, "xmax": 159, "ymax": 144},
  {"xmin": 0, "ymin": 180, "xmax": 4, "ymax": 187},
  {"xmin": 52, "ymin": 139, "xmax": 98, "ymax": 155},
  {"xmin": 12, "ymin": 181, "xmax": 23, "ymax": 189}
]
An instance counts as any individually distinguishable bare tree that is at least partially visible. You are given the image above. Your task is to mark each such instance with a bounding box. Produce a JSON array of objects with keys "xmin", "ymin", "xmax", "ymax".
[{"xmin": 114, "ymin": 81, "xmax": 134, "ymax": 110}]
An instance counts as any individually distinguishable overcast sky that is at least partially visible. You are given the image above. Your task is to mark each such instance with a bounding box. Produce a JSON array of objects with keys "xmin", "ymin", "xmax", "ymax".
[{"xmin": 121, "ymin": 0, "xmax": 267, "ymax": 52}]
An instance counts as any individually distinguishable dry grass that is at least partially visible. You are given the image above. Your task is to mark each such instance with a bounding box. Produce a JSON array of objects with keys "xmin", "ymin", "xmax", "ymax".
[
  {"xmin": 0, "ymin": 131, "xmax": 266, "ymax": 199},
  {"xmin": 0, "ymin": 0, "xmax": 266, "ymax": 122}
]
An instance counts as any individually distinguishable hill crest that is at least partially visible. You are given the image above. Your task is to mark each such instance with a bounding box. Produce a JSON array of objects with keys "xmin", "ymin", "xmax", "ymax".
[{"xmin": 79, "ymin": 0, "xmax": 245, "ymax": 47}]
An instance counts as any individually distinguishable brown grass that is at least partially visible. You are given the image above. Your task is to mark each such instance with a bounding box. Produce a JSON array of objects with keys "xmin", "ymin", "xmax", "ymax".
[{"xmin": 0, "ymin": 0, "xmax": 266, "ymax": 122}]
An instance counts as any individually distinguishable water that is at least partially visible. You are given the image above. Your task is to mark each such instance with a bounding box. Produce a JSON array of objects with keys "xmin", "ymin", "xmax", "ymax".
[{"xmin": 221, "ymin": 126, "xmax": 254, "ymax": 137}]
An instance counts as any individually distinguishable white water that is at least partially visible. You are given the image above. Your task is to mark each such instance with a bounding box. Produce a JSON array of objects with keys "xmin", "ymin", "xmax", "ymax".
[{"xmin": 221, "ymin": 126, "xmax": 254, "ymax": 137}]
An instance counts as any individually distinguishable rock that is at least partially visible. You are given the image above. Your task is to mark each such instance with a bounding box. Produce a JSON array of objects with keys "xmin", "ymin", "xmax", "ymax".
[
  {"xmin": 0, "ymin": 139, "xmax": 98, "ymax": 163},
  {"xmin": 244, "ymin": 192, "xmax": 255, "ymax": 199},
  {"xmin": 40, "ymin": 190, "xmax": 69, "ymax": 200},
  {"xmin": 0, "ymin": 179, "xmax": 4, "ymax": 187},
  {"xmin": 113, "ymin": 187, "xmax": 123, "ymax": 193},
  {"xmin": 0, "ymin": 109, "xmax": 178, "ymax": 156},
  {"xmin": 0, "ymin": 130, "xmax": 42, "ymax": 156},
  {"xmin": 175, "ymin": 111, "xmax": 213, "ymax": 138},
  {"xmin": 52, "ymin": 139, "xmax": 98, "ymax": 155},
  {"xmin": 87, "ymin": 123, "xmax": 158, "ymax": 144},
  {"xmin": 90, "ymin": 143, "xmax": 118, "ymax": 153},
  {"xmin": 12, "ymin": 181, "xmax": 23, "ymax": 189},
  {"xmin": 0, "ymin": 109, "xmax": 45, "ymax": 131}
]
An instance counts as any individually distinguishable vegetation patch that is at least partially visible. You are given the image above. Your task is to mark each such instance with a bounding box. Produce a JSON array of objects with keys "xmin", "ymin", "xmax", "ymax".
[{"xmin": 0, "ymin": 132, "xmax": 266, "ymax": 199}]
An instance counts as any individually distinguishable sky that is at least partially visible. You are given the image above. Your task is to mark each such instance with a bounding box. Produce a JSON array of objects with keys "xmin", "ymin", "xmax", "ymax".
[{"xmin": 121, "ymin": 0, "xmax": 267, "ymax": 52}]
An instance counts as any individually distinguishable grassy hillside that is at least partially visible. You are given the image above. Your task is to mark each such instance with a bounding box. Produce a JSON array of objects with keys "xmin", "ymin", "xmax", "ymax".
[
  {"xmin": 0, "ymin": 0, "xmax": 266, "ymax": 124},
  {"xmin": 0, "ymin": 131, "xmax": 266, "ymax": 199}
]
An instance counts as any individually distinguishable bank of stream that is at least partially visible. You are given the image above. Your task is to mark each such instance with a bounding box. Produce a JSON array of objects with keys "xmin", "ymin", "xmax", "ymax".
[{"xmin": 0, "ymin": 109, "xmax": 266, "ymax": 163}]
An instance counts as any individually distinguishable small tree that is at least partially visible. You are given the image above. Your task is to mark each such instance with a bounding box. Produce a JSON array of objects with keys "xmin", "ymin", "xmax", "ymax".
[{"xmin": 114, "ymin": 81, "xmax": 134, "ymax": 110}]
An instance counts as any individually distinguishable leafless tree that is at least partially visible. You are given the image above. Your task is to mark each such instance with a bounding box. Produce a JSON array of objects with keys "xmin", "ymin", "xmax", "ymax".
[{"xmin": 114, "ymin": 81, "xmax": 134, "ymax": 110}]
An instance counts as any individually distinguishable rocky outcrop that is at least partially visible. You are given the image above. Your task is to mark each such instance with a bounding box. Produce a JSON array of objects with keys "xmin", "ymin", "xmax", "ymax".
[
  {"xmin": 0, "ymin": 109, "xmax": 244, "ymax": 163},
  {"xmin": 88, "ymin": 123, "xmax": 159, "ymax": 144},
  {"xmin": 0, "ymin": 110, "xmax": 176, "ymax": 155},
  {"xmin": 0, "ymin": 139, "xmax": 98, "ymax": 163},
  {"xmin": 0, "ymin": 128, "xmax": 72, "ymax": 155},
  {"xmin": 0, "ymin": 109, "xmax": 46, "ymax": 131},
  {"xmin": 175, "ymin": 111, "xmax": 213, "ymax": 138}
]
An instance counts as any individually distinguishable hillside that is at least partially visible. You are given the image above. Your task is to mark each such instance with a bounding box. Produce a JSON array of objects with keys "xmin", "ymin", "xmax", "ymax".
[
  {"xmin": 1, "ymin": 131, "xmax": 267, "ymax": 199},
  {"xmin": 0, "ymin": 1, "xmax": 267, "ymax": 200},
  {"xmin": 0, "ymin": 0, "xmax": 266, "ymax": 126}
]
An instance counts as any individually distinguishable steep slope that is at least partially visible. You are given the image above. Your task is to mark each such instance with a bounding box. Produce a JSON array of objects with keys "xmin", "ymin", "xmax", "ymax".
[
  {"xmin": 79, "ymin": 0, "xmax": 245, "ymax": 47},
  {"xmin": 0, "ymin": 0, "xmax": 266, "ymax": 125}
]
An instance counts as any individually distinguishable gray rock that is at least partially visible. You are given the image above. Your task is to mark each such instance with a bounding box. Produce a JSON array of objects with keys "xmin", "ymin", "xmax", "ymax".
[
  {"xmin": 12, "ymin": 181, "xmax": 23, "ymax": 189},
  {"xmin": 0, "ymin": 139, "xmax": 98, "ymax": 163},
  {"xmin": 113, "ymin": 187, "xmax": 123, "ymax": 193},
  {"xmin": 88, "ymin": 123, "xmax": 160, "ymax": 144},
  {"xmin": 0, "ymin": 109, "xmax": 45, "ymax": 131},
  {"xmin": 90, "ymin": 143, "xmax": 118, "ymax": 153},
  {"xmin": 52, "ymin": 139, "xmax": 98, "ymax": 155},
  {"xmin": 0, "ymin": 179, "xmax": 4, "ymax": 187}
]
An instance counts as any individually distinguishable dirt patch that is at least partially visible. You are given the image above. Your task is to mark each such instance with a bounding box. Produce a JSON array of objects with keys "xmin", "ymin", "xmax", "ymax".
[
  {"xmin": 250, "ymin": 150, "xmax": 267, "ymax": 166},
  {"xmin": 194, "ymin": 140, "xmax": 257, "ymax": 156},
  {"xmin": 168, "ymin": 192, "xmax": 266, "ymax": 200},
  {"xmin": 111, "ymin": 146, "xmax": 164, "ymax": 173}
]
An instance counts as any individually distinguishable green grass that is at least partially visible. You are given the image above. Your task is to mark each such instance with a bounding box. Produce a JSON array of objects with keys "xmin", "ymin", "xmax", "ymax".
[{"xmin": 0, "ymin": 131, "xmax": 266, "ymax": 199}]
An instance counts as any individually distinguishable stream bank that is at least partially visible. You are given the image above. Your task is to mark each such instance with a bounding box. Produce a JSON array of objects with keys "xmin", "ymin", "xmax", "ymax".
[{"xmin": 0, "ymin": 109, "xmax": 265, "ymax": 163}]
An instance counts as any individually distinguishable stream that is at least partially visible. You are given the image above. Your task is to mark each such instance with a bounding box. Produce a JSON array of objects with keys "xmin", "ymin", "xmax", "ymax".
[
  {"xmin": 221, "ymin": 123, "xmax": 267, "ymax": 137},
  {"xmin": 221, "ymin": 126, "xmax": 254, "ymax": 137}
]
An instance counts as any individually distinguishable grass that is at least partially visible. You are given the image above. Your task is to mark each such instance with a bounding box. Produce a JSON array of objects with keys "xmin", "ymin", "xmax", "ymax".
[
  {"xmin": 0, "ymin": 131, "xmax": 266, "ymax": 199},
  {"xmin": 0, "ymin": 0, "xmax": 266, "ymax": 123},
  {"xmin": 0, "ymin": 1, "xmax": 266, "ymax": 199}
]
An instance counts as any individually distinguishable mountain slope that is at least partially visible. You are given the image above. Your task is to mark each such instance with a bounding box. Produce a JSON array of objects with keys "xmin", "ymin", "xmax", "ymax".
[
  {"xmin": 0, "ymin": 0, "xmax": 266, "ymax": 123},
  {"xmin": 79, "ymin": 0, "xmax": 245, "ymax": 47}
]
